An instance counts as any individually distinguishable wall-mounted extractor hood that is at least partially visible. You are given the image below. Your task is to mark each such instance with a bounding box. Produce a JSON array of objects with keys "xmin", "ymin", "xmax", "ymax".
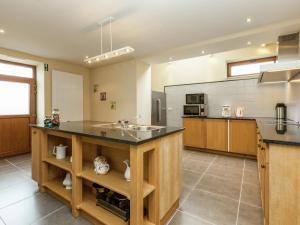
[{"xmin": 259, "ymin": 32, "xmax": 300, "ymax": 83}]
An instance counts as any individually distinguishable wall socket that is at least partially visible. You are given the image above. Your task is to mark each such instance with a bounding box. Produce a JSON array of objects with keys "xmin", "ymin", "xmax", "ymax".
[{"xmin": 110, "ymin": 101, "xmax": 116, "ymax": 110}]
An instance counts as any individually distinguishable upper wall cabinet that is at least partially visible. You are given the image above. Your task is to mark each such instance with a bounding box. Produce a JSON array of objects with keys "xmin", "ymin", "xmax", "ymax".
[
  {"xmin": 206, "ymin": 119, "xmax": 228, "ymax": 152},
  {"xmin": 229, "ymin": 120, "xmax": 257, "ymax": 155},
  {"xmin": 183, "ymin": 118, "xmax": 206, "ymax": 149}
]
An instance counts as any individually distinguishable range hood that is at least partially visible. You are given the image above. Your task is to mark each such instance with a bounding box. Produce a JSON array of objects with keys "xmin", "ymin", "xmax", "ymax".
[{"xmin": 259, "ymin": 32, "xmax": 300, "ymax": 83}]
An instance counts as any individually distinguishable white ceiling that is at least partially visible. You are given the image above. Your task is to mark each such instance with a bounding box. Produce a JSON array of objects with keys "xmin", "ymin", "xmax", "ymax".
[{"xmin": 0, "ymin": 0, "xmax": 300, "ymax": 66}]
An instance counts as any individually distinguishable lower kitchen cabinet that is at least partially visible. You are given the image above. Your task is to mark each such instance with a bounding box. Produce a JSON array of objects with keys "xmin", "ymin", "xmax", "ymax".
[
  {"xmin": 229, "ymin": 120, "xmax": 257, "ymax": 155},
  {"xmin": 183, "ymin": 118, "xmax": 206, "ymax": 148},
  {"xmin": 206, "ymin": 119, "xmax": 227, "ymax": 151}
]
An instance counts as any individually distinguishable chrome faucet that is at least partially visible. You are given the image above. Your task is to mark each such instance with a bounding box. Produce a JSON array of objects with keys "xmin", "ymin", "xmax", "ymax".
[{"xmin": 118, "ymin": 120, "xmax": 129, "ymax": 129}]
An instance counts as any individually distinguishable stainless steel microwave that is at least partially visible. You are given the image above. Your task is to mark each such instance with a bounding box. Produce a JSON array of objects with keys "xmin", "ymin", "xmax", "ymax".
[
  {"xmin": 184, "ymin": 104, "xmax": 208, "ymax": 116},
  {"xmin": 186, "ymin": 93, "xmax": 207, "ymax": 104}
]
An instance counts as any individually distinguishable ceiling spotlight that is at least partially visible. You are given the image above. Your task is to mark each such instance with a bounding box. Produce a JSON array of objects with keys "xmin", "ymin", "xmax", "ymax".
[
  {"xmin": 246, "ymin": 17, "xmax": 252, "ymax": 24},
  {"xmin": 247, "ymin": 41, "xmax": 252, "ymax": 45},
  {"xmin": 261, "ymin": 43, "xmax": 267, "ymax": 47},
  {"xmin": 88, "ymin": 60, "xmax": 91, "ymax": 64},
  {"xmin": 0, "ymin": 29, "xmax": 5, "ymax": 34},
  {"xmin": 96, "ymin": 58, "xmax": 100, "ymax": 61},
  {"xmin": 85, "ymin": 56, "xmax": 89, "ymax": 59},
  {"xmin": 201, "ymin": 50, "xmax": 205, "ymax": 54}
]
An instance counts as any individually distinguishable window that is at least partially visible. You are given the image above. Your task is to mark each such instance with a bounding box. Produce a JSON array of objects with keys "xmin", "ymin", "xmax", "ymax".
[
  {"xmin": 0, "ymin": 60, "xmax": 36, "ymax": 116},
  {"xmin": 227, "ymin": 56, "xmax": 277, "ymax": 77}
]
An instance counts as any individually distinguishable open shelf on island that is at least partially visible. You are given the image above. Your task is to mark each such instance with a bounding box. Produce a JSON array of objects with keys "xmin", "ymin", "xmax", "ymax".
[
  {"xmin": 80, "ymin": 163, "xmax": 130, "ymax": 199},
  {"xmin": 43, "ymin": 179, "xmax": 72, "ymax": 203},
  {"xmin": 79, "ymin": 192, "xmax": 128, "ymax": 225},
  {"xmin": 44, "ymin": 155, "xmax": 72, "ymax": 173},
  {"xmin": 79, "ymin": 163, "xmax": 155, "ymax": 199}
]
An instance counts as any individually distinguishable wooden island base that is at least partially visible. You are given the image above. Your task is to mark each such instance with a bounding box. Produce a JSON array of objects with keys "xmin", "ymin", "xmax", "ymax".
[{"xmin": 31, "ymin": 128, "xmax": 183, "ymax": 225}]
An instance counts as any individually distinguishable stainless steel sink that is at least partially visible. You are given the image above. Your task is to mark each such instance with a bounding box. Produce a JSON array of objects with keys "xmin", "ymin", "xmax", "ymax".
[{"xmin": 91, "ymin": 123, "xmax": 164, "ymax": 131}]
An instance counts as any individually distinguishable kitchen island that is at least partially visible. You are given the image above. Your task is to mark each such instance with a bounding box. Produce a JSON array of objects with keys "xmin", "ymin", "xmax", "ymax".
[{"xmin": 31, "ymin": 121, "xmax": 184, "ymax": 225}]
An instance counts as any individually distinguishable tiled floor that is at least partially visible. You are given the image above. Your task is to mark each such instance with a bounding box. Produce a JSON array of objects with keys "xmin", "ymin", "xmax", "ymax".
[{"xmin": 0, "ymin": 150, "xmax": 262, "ymax": 225}]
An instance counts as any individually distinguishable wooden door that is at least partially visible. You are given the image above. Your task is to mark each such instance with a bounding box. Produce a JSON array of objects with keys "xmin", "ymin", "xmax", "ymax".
[
  {"xmin": 0, "ymin": 60, "xmax": 36, "ymax": 157},
  {"xmin": 229, "ymin": 120, "xmax": 257, "ymax": 155},
  {"xmin": 183, "ymin": 118, "xmax": 206, "ymax": 148},
  {"xmin": 206, "ymin": 119, "xmax": 227, "ymax": 151}
]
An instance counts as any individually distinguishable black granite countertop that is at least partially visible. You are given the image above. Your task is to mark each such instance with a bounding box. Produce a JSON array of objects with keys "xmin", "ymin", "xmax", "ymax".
[
  {"xmin": 256, "ymin": 118, "xmax": 300, "ymax": 146},
  {"xmin": 31, "ymin": 121, "xmax": 184, "ymax": 145},
  {"xmin": 182, "ymin": 115, "xmax": 256, "ymax": 120}
]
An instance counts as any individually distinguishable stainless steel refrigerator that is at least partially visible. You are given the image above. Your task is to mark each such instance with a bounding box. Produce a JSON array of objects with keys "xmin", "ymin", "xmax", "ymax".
[{"xmin": 151, "ymin": 91, "xmax": 167, "ymax": 126}]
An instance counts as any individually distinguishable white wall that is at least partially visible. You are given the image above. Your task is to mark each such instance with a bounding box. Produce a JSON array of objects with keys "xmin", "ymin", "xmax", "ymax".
[
  {"xmin": 90, "ymin": 60, "xmax": 151, "ymax": 124},
  {"xmin": 152, "ymin": 45, "xmax": 277, "ymax": 92},
  {"xmin": 136, "ymin": 61, "xmax": 151, "ymax": 125}
]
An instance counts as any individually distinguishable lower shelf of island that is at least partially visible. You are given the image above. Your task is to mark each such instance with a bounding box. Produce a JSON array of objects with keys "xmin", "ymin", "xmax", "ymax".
[
  {"xmin": 43, "ymin": 179, "xmax": 72, "ymax": 203},
  {"xmin": 78, "ymin": 192, "xmax": 128, "ymax": 225}
]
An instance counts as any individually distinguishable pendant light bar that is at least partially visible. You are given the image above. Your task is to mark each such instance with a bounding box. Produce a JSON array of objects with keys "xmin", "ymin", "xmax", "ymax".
[
  {"xmin": 84, "ymin": 46, "xmax": 135, "ymax": 64},
  {"xmin": 84, "ymin": 16, "xmax": 135, "ymax": 64}
]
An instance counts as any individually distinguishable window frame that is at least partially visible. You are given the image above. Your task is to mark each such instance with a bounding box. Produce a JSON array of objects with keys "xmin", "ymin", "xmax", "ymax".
[
  {"xmin": 227, "ymin": 56, "xmax": 277, "ymax": 78},
  {"xmin": 0, "ymin": 59, "xmax": 36, "ymax": 118}
]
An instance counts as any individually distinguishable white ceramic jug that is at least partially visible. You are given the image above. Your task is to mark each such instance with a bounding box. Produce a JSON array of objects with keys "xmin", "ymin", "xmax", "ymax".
[
  {"xmin": 53, "ymin": 144, "xmax": 67, "ymax": 160},
  {"xmin": 63, "ymin": 172, "xmax": 72, "ymax": 190},
  {"xmin": 123, "ymin": 160, "xmax": 131, "ymax": 182}
]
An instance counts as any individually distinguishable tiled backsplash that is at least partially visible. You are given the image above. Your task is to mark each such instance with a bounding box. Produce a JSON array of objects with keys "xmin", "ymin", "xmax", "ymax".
[{"xmin": 165, "ymin": 78, "xmax": 300, "ymax": 127}]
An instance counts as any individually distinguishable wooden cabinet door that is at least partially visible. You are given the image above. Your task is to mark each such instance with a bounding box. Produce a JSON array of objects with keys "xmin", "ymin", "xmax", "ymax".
[
  {"xmin": 206, "ymin": 119, "xmax": 227, "ymax": 151},
  {"xmin": 183, "ymin": 118, "xmax": 206, "ymax": 148},
  {"xmin": 229, "ymin": 120, "xmax": 257, "ymax": 155},
  {"xmin": 31, "ymin": 128, "xmax": 41, "ymax": 183}
]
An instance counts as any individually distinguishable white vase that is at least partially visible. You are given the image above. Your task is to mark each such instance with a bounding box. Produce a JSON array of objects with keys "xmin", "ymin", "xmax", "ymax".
[
  {"xmin": 123, "ymin": 160, "xmax": 130, "ymax": 182},
  {"xmin": 63, "ymin": 172, "xmax": 72, "ymax": 190}
]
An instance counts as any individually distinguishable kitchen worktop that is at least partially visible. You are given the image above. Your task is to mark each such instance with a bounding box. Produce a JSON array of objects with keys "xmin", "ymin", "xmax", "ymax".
[
  {"xmin": 256, "ymin": 118, "xmax": 300, "ymax": 146},
  {"xmin": 31, "ymin": 121, "xmax": 184, "ymax": 145},
  {"xmin": 182, "ymin": 115, "xmax": 256, "ymax": 120}
]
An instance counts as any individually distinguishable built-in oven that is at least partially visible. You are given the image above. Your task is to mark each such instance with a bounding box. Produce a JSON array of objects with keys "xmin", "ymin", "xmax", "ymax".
[
  {"xmin": 184, "ymin": 104, "xmax": 208, "ymax": 117},
  {"xmin": 186, "ymin": 93, "xmax": 207, "ymax": 104}
]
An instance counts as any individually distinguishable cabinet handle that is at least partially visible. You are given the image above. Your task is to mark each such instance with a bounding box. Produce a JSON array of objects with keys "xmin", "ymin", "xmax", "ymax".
[
  {"xmin": 261, "ymin": 164, "xmax": 266, "ymax": 168},
  {"xmin": 261, "ymin": 147, "xmax": 265, "ymax": 151},
  {"xmin": 33, "ymin": 131, "xmax": 37, "ymax": 134}
]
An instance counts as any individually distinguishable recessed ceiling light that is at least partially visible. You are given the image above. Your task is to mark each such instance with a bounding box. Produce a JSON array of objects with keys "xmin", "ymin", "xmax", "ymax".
[
  {"xmin": 246, "ymin": 17, "xmax": 252, "ymax": 24},
  {"xmin": 0, "ymin": 29, "xmax": 5, "ymax": 34},
  {"xmin": 261, "ymin": 43, "xmax": 266, "ymax": 47},
  {"xmin": 247, "ymin": 41, "xmax": 252, "ymax": 45},
  {"xmin": 201, "ymin": 50, "xmax": 205, "ymax": 54},
  {"xmin": 85, "ymin": 56, "xmax": 89, "ymax": 59},
  {"xmin": 88, "ymin": 60, "xmax": 91, "ymax": 64},
  {"xmin": 96, "ymin": 58, "xmax": 100, "ymax": 61}
]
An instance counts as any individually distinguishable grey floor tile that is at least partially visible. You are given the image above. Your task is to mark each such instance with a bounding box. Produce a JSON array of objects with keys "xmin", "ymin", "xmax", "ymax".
[
  {"xmin": 237, "ymin": 203, "xmax": 263, "ymax": 225},
  {"xmin": 0, "ymin": 179, "xmax": 38, "ymax": 208},
  {"xmin": 244, "ymin": 159, "xmax": 258, "ymax": 171},
  {"xmin": 0, "ymin": 165, "xmax": 18, "ymax": 176},
  {"xmin": 182, "ymin": 170, "xmax": 202, "ymax": 188},
  {"xmin": 188, "ymin": 151, "xmax": 216, "ymax": 163},
  {"xmin": 168, "ymin": 210, "xmax": 212, "ymax": 225},
  {"xmin": 243, "ymin": 169, "xmax": 259, "ymax": 185},
  {"xmin": 180, "ymin": 185, "xmax": 192, "ymax": 206},
  {"xmin": 182, "ymin": 150, "xmax": 191, "ymax": 160},
  {"xmin": 15, "ymin": 159, "xmax": 31, "ymax": 168},
  {"xmin": 0, "ymin": 160, "xmax": 10, "ymax": 168},
  {"xmin": 241, "ymin": 183, "xmax": 262, "ymax": 207},
  {"xmin": 0, "ymin": 193, "xmax": 64, "ymax": 225},
  {"xmin": 183, "ymin": 158, "xmax": 209, "ymax": 174},
  {"xmin": 32, "ymin": 206, "xmax": 92, "ymax": 225},
  {"xmin": 212, "ymin": 155, "xmax": 244, "ymax": 169},
  {"xmin": 180, "ymin": 189, "xmax": 239, "ymax": 225},
  {"xmin": 6, "ymin": 153, "xmax": 31, "ymax": 164},
  {"xmin": 196, "ymin": 174, "xmax": 241, "ymax": 200},
  {"xmin": 206, "ymin": 164, "xmax": 243, "ymax": 183},
  {"xmin": 0, "ymin": 171, "xmax": 29, "ymax": 190}
]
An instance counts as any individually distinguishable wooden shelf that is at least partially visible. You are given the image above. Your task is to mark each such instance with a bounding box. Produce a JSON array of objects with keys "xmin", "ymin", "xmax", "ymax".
[
  {"xmin": 144, "ymin": 218, "xmax": 155, "ymax": 225},
  {"xmin": 43, "ymin": 179, "xmax": 72, "ymax": 203},
  {"xmin": 79, "ymin": 192, "xmax": 128, "ymax": 225},
  {"xmin": 80, "ymin": 163, "xmax": 130, "ymax": 199},
  {"xmin": 143, "ymin": 182, "xmax": 155, "ymax": 198},
  {"xmin": 43, "ymin": 155, "xmax": 72, "ymax": 173},
  {"xmin": 79, "ymin": 163, "xmax": 155, "ymax": 199}
]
